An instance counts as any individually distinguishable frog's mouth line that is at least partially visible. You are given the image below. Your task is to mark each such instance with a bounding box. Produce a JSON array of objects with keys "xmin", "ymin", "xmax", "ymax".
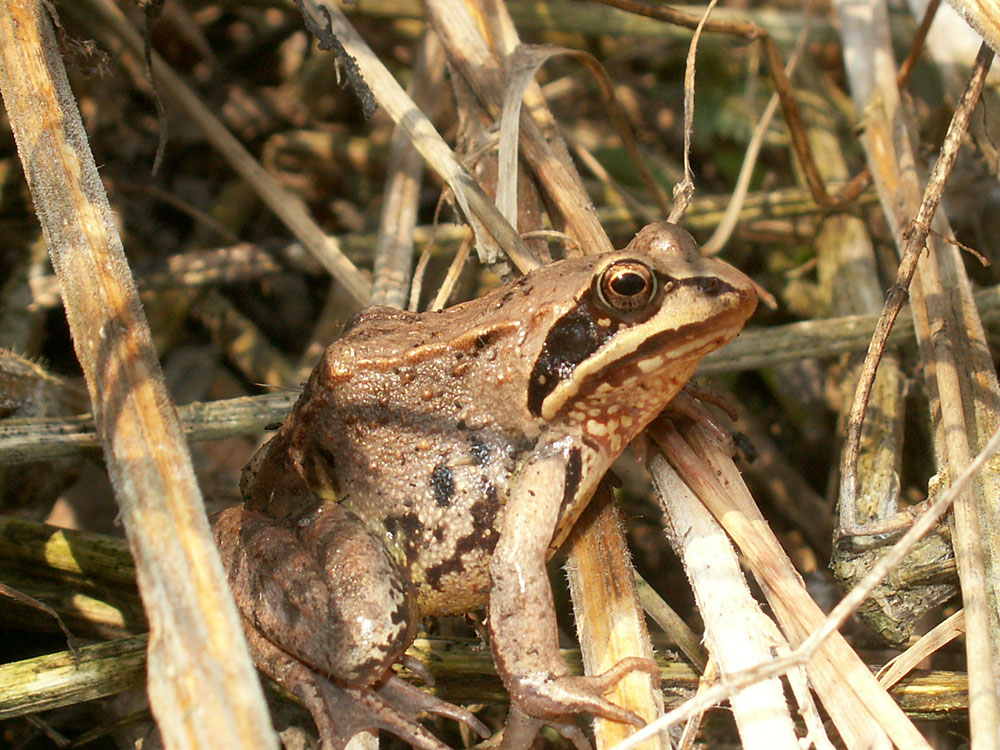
[
  {"xmin": 586, "ymin": 299, "xmax": 752, "ymax": 380},
  {"xmin": 537, "ymin": 308, "xmax": 750, "ymax": 425}
]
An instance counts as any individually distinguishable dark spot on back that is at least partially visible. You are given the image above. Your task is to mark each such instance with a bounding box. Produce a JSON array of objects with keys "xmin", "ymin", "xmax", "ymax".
[
  {"xmin": 469, "ymin": 436, "xmax": 490, "ymax": 465},
  {"xmin": 431, "ymin": 463, "xmax": 455, "ymax": 507},
  {"xmin": 423, "ymin": 483, "xmax": 501, "ymax": 589}
]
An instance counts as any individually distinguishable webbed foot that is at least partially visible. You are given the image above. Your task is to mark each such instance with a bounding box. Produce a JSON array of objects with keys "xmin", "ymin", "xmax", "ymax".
[{"xmin": 499, "ymin": 658, "xmax": 658, "ymax": 750}]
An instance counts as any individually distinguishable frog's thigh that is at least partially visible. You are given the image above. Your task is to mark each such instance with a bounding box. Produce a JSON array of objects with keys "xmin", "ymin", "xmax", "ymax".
[{"xmin": 215, "ymin": 505, "xmax": 417, "ymax": 687}]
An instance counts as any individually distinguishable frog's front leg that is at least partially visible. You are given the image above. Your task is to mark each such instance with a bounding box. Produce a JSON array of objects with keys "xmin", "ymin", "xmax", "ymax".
[
  {"xmin": 214, "ymin": 502, "xmax": 488, "ymax": 750},
  {"xmin": 488, "ymin": 443, "xmax": 657, "ymax": 747}
]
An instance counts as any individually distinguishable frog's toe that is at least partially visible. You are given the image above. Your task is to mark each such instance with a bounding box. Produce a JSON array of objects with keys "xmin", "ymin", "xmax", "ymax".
[
  {"xmin": 312, "ymin": 676, "xmax": 486, "ymax": 750},
  {"xmin": 499, "ymin": 703, "xmax": 591, "ymax": 750},
  {"xmin": 557, "ymin": 656, "xmax": 659, "ymax": 725},
  {"xmin": 285, "ymin": 662, "xmax": 484, "ymax": 750},
  {"xmin": 243, "ymin": 618, "xmax": 485, "ymax": 750},
  {"xmin": 500, "ymin": 657, "xmax": 658, "ymax": 749},
  {"xmin": 302, "ymin": 675, "xmax": 446, "ymax": 750},
  {"xmin": 516, "ymin": 677, "xmax": 643, "ymax": 729},
  {"xmin": 378, "ymin": 675, "xmax": 490, "ymax": 739}
]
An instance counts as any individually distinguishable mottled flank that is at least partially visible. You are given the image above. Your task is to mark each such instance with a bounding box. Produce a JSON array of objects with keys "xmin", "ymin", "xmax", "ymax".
[
  {"xmin": 421, "ymin": 495, "xmax": 501, "ymax": 591},
  {"xmin": 385, "ymin": 512, "xmax": 425, "ymax": 560}
]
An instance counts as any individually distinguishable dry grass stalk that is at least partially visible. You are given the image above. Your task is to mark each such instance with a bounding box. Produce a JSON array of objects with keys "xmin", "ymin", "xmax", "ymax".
[
  {"xmin": 804, "ymin": 81, "xmax": 938, "ymax": 644},
  {"xmin": 499, "ymin": 45, "xmax": 669, "ymax": 221},
  {"xmin": 701, "ymin": 9, "xmax": 813, "ymax": 256},
  {"xmin": 0, "ymin": 349, "xmax": 87, "ymax": 418},
  {"xmin": 648, "ymin": 418, "xmax": 932, "ymax": 748},
  {"xmin": 565, "ymin": 486, "xmax": 666, "ymax": 750},
  {"xmin": 424, "ymin": 0, "xmax": 615, "ymax": 258},
  {"xmin": 0, "ymin": 392, "xmax": 297, "ymax": 464},
  {"xmin": 698, "ymin": 283, "xmax": 1000, "ymax": 374},
  {"xmin": 370, "ymin": 33, "xmax": 445, "ymax": 309},
  {"xmin": 648, "ymin": 448, "xmax": 802, "ymax": 749},
  {"xmin": 0, "ymin": 635, "xmax": 149, "ymax": 720},
  {"xmin": 834, "ymin": 0, "xmax": 1000, "ymax": 741},
  {"xmin": 878, "ymin": 609, "xmax": 966, "ymax": 690},
  {"xmin": 192, "ymin": 289, "xmax": 297, "ymax": 387},
  {"xmin": 294, "ymin": 0, "xmax": 537, "ymax": 274},
  {"xmin": 0, "ymin": 518, "xmax": 148, "ymax": 675},
  {"xmin": 634, "ymin": 575, "xmax": 707, "ymax": 673},
  {"xmin": 0, "ymin": 1, "xmax": 277, "ymax": 748},
  {"xmin": 733, "ymin": 416, "xmax": 833, "ymax": 558}
]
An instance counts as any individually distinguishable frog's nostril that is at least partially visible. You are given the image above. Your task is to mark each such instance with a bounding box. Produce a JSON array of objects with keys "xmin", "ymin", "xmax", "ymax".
[{"xmin": 701, "ymin": 277, "xmax": 722, "ymax": 294}]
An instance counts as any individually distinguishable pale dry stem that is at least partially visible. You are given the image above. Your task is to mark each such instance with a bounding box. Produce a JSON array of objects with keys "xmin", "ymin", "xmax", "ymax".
[
  {"xmin": 0, "ymin": 2, "xmax": 276, "ymax": 748},
  {"xmin": 642, "ymin": 418, "xmax": 932, "ymax": 749},
  {"xmin": 648, "ymin": 447, "xmax": 801, "ymax": 750},
  {"xmin": 565, "ymin": 486, "xmax": 667, "ymax": 750}
]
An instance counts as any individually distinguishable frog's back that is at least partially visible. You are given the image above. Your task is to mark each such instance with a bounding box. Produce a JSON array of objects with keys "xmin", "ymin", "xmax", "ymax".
[{"xmin": 273, "ymin": 304, "xmax": 543, "ymax": 615}]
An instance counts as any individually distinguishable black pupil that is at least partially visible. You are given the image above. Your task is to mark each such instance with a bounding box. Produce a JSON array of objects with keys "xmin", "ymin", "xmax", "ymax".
[{"xmin": 610, "ymin": 271, "xmax": 647, "ymax": 297}]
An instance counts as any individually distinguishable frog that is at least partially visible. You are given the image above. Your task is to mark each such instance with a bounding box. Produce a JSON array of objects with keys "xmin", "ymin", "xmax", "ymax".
[{"xmin": 213, "ymin": 221, "xmax": 757, "ymax": 750}]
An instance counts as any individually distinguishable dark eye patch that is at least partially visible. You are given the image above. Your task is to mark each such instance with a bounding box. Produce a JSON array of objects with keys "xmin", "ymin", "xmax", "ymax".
[
  {"xmin": 528, "ymin": 305, "xmax": 607, "ymax": 416},
  {"xmin": 526, "ymin": 268, "xmax": 732, "ymax": 417}
]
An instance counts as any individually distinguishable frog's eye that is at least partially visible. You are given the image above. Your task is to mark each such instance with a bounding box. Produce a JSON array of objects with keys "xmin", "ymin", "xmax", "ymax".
[{"xmin": 598, "ymin": 260, "xmax": 657, "ymax": 311}]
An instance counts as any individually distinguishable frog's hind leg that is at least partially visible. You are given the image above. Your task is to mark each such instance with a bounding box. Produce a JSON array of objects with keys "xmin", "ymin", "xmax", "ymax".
[
  {"xmin": 215, "ymin": 503, "xmax": 416, "ymax": 683},
  {"xmin": 240, "ymin": 621, "xmax": 488, "ymax": 750},
  {"xmin": 214, "ymin": 505, "xmax": 488, "ymax": 748}
]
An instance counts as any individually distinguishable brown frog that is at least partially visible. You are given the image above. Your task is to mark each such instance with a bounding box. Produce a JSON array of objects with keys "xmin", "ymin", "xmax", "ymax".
[{"xmin": 214, "ymin": 222, "xmax": 757, "ymax": 749}]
